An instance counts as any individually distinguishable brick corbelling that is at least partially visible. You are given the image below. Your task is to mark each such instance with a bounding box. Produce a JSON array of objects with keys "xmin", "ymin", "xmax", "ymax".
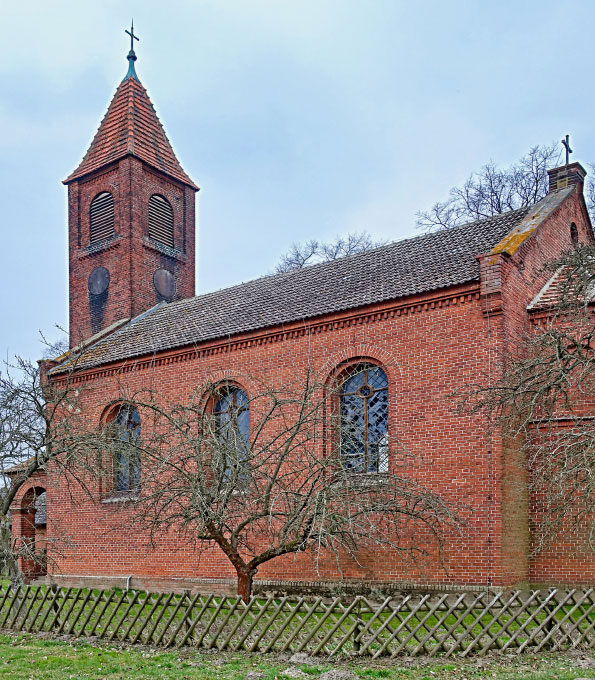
[{"xmin": 59, "ymin": 284, "xmax": 481, "ymax": 385}]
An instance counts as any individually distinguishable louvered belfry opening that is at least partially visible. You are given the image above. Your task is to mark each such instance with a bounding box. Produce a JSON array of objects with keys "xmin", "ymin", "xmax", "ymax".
[
  {"xmin": 148, "ymin": 194, "xmax": 174, "ymax": 247},
  {"xmin": 89, "ymin": 192, "xmax": 115, "ymax": 243}
]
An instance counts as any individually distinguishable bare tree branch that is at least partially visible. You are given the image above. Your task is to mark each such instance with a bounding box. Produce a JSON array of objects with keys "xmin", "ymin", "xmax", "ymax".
[
  {"xmin": 0, "ymin": 342, "xmax": 108, "ymax": 586},
  {"xmin": 274, "ymin": 232, "xmax": 386, "ymax": 274},
  {"xmin": 416, "ymin": 143, "xmax": 565, "ymax": 231},
  {"xmin": 457, "ymin": 244, "xmax": 595, "ymax": 553},
  {"xmin": 110, "ymin": 369, "xmax": 460, "ymax": 601}
]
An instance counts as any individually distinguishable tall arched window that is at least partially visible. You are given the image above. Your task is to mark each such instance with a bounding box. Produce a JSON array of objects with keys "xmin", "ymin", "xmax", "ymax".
[
  {"xmin": 148, "ymin": 194, "xmax": 174, "ymax": 247},
  {"xmin": 214, "ymin": 387, "xmax": 249, "ymax": 481},
  {"xmin": 339, "ymin": 364, "xmax": 389, "ymax": 473},
  {"xmin": 112, "ymin": 405, "xmax": 141, "ymax": 492},
  {"xmin": 89, "ymin": 191, "xmax": 115, "ymax": 243},
  {"xmin": 570, "ymin": 222, "xmax": 579, "ymax": 244}
]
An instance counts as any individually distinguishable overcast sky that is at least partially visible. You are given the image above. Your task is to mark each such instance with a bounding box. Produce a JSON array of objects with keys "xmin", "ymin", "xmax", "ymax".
[{"xmin": 2, "ymin": 0, "xmax": 594, "ymax": 360}]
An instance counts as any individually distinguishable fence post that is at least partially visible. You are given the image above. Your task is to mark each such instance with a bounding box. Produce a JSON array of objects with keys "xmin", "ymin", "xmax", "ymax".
[
  {"xmin": 543, "ymin": 589, "xmax": 556, "ymax": 649},
  {"xmin": 183, "ymin": 590, "xmax": 191, "ymax": 639},
  {"xmin": 353, "ymin": 597, "xmax": 362, "ymax": 654},
  {"xmin": 51, "ymin": 584, "xmax": 59, "ymax": 629}
]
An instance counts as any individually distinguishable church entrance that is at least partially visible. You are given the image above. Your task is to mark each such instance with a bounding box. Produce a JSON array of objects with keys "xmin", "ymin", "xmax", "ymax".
[{"xmin": 15, "ymin": 487, "xmax": 47, "ymax": 580}]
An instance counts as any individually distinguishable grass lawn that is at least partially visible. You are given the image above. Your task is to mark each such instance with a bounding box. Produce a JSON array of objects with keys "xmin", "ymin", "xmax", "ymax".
[{"xmin": 0, "ymin": 633, "xmax": 593, "ymax": 679}]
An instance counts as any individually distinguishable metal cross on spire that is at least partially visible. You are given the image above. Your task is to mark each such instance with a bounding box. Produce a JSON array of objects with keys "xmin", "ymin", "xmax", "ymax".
[
  {"xmin": 123, "ymin": 20, "xmax": 140, "ymax": 81},
  {"xmin": 561, "ymin": 134, "xmax": 573, "ymax": 165},
  {"xmin": 125, "ymin": 20, "xmax": 139, "ymax": 54}
]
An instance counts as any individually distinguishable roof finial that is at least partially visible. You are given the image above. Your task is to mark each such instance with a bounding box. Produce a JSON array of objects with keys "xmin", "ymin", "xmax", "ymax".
[
  {"xmin": 561, "ymin": 134, "xmax": 573, "ymax": 166},
  {"xmin": 124, "ymin": 20, "xmax": 140, "ymax": 81}
]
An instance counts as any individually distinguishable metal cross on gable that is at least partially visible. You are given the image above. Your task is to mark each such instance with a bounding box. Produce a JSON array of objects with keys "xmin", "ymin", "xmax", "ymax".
[
  {"xmin": 561, "ymin": 134, "xmax": 573, "ymax": 165},
  {"xmin": 125, "ymin": 20, "xmax": 139, "ymax": 53}
]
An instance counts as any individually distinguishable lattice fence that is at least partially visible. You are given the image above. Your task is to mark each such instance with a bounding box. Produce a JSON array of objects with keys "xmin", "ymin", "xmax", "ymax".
[{"xmin": 0, "ymin": 585, "xmax": 593, "ymax": 656}]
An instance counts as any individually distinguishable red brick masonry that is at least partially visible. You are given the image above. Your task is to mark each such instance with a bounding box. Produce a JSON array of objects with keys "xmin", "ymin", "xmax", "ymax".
[{"xmin": 15, "ymin": 179, "xmax": 595, "ymax": 593}]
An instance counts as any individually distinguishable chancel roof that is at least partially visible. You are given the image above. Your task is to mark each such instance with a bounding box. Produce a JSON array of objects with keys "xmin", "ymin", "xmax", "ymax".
[
  {"xmin": 58, "ymin": 206, "xmax": 530, "ymax": 372},
  {"xmin": 64, "ymin": 70, "xmax": 197, "ymax": 189}
]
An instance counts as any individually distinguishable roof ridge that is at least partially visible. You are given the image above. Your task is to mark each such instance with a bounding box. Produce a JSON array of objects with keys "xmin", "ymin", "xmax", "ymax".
[
  {"xmin": 180, "ymin": 204, "xmax": 534, "ymax": 301},
  {"xmin": 70, "ymin": 204, "xmax": 530, "ymax": 342}
]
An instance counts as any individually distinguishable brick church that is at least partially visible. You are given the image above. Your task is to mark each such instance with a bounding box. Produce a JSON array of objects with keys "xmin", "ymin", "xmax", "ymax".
[{"xmin": 11, "ymin": 42, "xmax": 595, "ymax": 594}]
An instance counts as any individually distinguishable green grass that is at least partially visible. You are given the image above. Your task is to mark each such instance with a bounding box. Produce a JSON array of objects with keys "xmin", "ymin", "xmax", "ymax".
[{"xmin": 0, "ymin": 633, "xmax": 593, "ymax": 679}]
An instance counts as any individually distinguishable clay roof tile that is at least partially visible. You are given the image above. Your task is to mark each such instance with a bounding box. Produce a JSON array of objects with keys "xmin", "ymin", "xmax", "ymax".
[
  {"xmin": 53, "ymin": 206, "xmax": 531, "ymax": 373},
  {"xmin": 64, "ymin": 73, "xmax": 197, "ymax": 189}
]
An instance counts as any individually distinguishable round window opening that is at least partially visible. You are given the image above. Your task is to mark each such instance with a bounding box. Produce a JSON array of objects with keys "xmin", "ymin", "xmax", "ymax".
[
  {"xmin": 88, "ymin": 266, "xmax": 110, "ymax": 295},
  {"xmin": 153, "ymin": 268, "xmax": 176, "ymax": 300}
]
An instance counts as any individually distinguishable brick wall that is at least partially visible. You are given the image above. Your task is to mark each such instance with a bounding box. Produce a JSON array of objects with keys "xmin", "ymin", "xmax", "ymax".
[
  {"xmin": 13, "ymin": 183, "xmax": 594, "ymax": 594},
  {"xmin": 36, "ymin": 283, "xmax": 524, "ymax": 591}
]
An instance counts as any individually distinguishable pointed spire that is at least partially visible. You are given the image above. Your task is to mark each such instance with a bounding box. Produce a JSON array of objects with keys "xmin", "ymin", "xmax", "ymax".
[
  {"xmin": 64, "ymin": 30, "xmax": 198, "ymax": 189},
  {"xmin": 124, "ymin": 20, "xmax": 140, "ymax": 81}
]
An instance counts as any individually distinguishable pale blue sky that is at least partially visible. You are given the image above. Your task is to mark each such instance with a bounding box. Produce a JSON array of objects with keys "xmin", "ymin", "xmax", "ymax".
[{"xmin": 1, "ymin": 0, "xmax": 594, "ymax": 360}]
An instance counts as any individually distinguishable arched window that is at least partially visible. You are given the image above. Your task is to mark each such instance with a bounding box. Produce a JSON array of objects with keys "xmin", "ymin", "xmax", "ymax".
[
  {"xmin": 214, "ymin": 387, "xmax": 249, "ymax": 481},
  {"xmin": 89, "ymin": 192, "xmax": 115, "ymax": 243},
  {"xmin": 339, "ymin": 364, "xmax": 389, "ymax": 473},
  {"xmin": 148, "ymin": 194, "xmax": 174, "ymax": 247},
  {"xmin": 570, "ymin": 222, "xmax": 579, "ymax": 244},
  {"xmin": 112, "ymin": 405, "xmax": 141, "ymax": 492}
]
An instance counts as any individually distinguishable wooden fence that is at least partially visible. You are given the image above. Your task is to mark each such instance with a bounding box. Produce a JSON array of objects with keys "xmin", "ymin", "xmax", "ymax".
[{"xmin": 0, "ymin": 585, "xmax": 593, "ymax": 656}]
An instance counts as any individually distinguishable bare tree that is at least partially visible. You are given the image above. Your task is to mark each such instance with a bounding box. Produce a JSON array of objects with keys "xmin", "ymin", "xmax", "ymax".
[
  {"xmin": 274, "ymin": 232, "xmax": 385, "ymax": 274},
  {"xmin": 415, "ymin": 143, "xmax": 579, "ymax": 231},
  {"xmin": 116, "ymin": 368, "xmax": 459, "ymax": 601},
  {"xmin": 0, "ymin": 352, "xmax": 102, "ymax": 585},
  {"xmin": 458, "ymin": 244, "xmax": 595, "ymax": 553}
]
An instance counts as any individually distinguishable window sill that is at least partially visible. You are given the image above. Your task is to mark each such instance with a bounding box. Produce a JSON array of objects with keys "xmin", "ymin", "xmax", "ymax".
[
  {"xmin": 101, "ymin": 493, "xmax": 139, "ymax": 504},
  {"xmin": 75, "ymin": 236, "xmax": 123, "ymax": 260},
  {"xmin": 339, "ymin": 472, "xmax": 391, "ymax": 488},
  {"xmin": 142, "ymin": 237, "xmax": 187, "ymax": 262}
]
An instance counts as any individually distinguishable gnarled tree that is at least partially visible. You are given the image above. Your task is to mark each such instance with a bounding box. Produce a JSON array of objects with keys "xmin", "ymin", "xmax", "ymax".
[{"xmin": 116, "ymin": 367, "xmax": 460, "ymax": 601}]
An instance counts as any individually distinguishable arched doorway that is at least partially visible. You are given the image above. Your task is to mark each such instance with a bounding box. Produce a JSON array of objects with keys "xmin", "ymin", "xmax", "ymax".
[{"xmin": 15, "ymin": 487, "xmax": 47, "ymax": 580}]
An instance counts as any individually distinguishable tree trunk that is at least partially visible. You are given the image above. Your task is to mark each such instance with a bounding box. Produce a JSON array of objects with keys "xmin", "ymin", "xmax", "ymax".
[{"xmin": 236, "ymin": 566, "xmax": 255, "ymax": 603}]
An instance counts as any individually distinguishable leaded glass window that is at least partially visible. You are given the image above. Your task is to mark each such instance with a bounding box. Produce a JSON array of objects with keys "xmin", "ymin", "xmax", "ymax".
[
  {"xmin": 214, "ymin": 387, "xmax": 250, "ymax": 481},
  {"xmin": 113, "ymin": 405, "xmax": 141, "ymax": 492},
  {"xmin": 339, "ymin": 364, "xmax": 388, "ymax": 473}
]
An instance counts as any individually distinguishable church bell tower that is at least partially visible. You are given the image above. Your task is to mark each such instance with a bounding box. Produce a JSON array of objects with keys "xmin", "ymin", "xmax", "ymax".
[{"xmin": 64, "ymin": 25, "xmax": 198, "ymax": 347}]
